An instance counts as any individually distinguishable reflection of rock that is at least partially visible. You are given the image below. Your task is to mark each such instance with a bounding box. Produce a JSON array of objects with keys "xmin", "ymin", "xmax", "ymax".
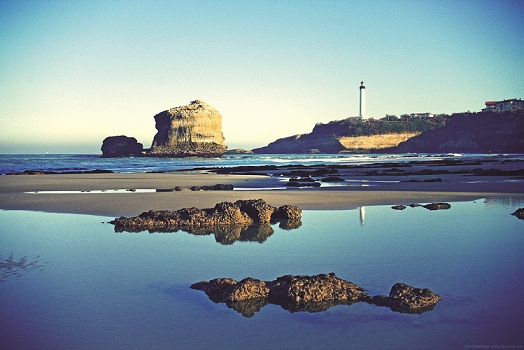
[
  {"xmin": 511, "ymin": 208, "xmax": 524, "ymax": 220},
  {"xmin": 227, "ymin": 298, "xmax": 269, "ymax": 318},
  {"xmin": 110, "ymin": 199, "xmax": 301, "ymax": 244},
  {"xmin": 370, "ymin": 283, "xmax": 442, "ymax": 314},
  {"xmin": 191, "ymin": 273, "xmax": 441, "ymax": 317},
  {"xmin": 423, "ymin": 203, "xmax": 451, "ymax": 210},
  {"xmin": 392, "ymin": 203, "xmax": 451, "ymax": 211}
]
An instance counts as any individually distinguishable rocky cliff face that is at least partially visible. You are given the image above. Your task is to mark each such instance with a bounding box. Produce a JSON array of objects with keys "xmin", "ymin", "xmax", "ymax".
[
  {"xmin": 149, "ymin": 100, "xmax": 227, "ymax": 157},
  {"xmin": 391, "ymin": 111, "xmax": 524, "ymax": 153},
  {"xmin": 253, "ymin": 124, "xmax": 421, "ymax": 154}
]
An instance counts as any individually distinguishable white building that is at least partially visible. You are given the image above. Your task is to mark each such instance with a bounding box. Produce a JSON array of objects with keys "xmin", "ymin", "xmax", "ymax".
[
  {"xmin": 482, "ymin": 99, "xmax": 524, "ymax": 112},
  {"xmin": 409, "ymin": 112, "xmax": 435, "ymax": 119},
  {"xmin": 359, "ymin": 81, "xmax": 366, "ymax": 118}
]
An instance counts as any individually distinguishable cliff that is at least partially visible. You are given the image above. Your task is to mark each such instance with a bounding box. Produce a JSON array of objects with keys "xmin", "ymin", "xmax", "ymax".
[
  {"xmin": 149, "ymin": 100, "xmax": 227, "ymax": 157},
  {"xmin": 390, "ymin": 111, "xmax": 524, "ymax": 153},
  {"xmin": 252, "ymin": 117, "xmax": 441, "ymax": 154}
]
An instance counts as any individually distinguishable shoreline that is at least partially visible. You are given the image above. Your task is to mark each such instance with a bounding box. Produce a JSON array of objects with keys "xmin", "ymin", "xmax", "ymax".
[{"xmin": 1, "ymin": 168, "xmax": 523, "ymax": 217}]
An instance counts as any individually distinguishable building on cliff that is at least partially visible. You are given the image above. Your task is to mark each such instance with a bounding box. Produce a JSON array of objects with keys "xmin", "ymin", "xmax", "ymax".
[
  {"xmin": 482, "ymin": 98, "xmax": 524, "ymax": 112},
  {"xmin": 348, "ymin": 81, "xmax": 370, "ymax": 120},
  {"xmin": 409, "ymin": 112, "xmax": 436, "ymax": 119}
]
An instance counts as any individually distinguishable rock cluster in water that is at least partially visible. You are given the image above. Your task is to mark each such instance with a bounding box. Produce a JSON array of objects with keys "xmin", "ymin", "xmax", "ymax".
[
  {"xmin": 109, "ymin": 199, "xmax": 302, "ymax": 243},
  {"xmin": 191, "ymin": 273, "xmax": 441, "ymax": 317}
]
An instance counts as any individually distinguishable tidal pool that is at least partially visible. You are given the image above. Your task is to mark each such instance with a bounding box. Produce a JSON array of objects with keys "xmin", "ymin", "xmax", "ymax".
[{"xmin": 0, "ymin": 198, "xmax": 523, "ymax": 349}]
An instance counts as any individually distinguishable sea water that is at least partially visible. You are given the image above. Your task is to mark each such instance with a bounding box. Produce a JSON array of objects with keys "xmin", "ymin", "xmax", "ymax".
[
  {"xmin": 2, "ymin": 153, "xmax": 522, "ymax": 174},
  {"xmin": 1, "ymin": 198, "xmax": 523, "ymax": 349}
]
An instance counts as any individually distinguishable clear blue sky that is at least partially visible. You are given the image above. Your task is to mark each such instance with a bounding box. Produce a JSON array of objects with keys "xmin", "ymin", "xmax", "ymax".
[{"xmin": 1, "ymin": 0, "xmax": 523, "ymax": 153}]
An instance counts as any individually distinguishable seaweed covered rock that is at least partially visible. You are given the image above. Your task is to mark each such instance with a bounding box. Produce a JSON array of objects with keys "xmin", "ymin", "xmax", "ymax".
[
  {"xmin": 266, "ymin": 273, "xmax": 365, "ymax": 305},
  {"xmin": 370, "ymin": 283, "xmax": 442, "ymax": 314}
]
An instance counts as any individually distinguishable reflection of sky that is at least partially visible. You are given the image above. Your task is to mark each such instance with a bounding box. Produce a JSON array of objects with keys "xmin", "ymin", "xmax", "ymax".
[{"xmin": 0, "ymin": 199, "xmax": 523, "ymax": 348}]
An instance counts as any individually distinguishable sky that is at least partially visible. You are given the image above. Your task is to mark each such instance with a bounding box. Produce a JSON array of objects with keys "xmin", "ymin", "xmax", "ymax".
[{"xmin": 1, "ymin": 0, "xmax": 523, "ymax": 154}]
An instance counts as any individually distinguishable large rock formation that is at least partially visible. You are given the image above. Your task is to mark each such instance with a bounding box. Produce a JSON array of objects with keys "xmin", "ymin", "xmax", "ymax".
[
  {"xmin": 101, "ymin": 136, "xmax": 143, "ymax": 157},
  {"xmin": 191, "ymin": 273, "xmax": 441, "ymax": 317},
  {"xmin": 149, "ymin": 100, "xmax": 227, "ymax": 157}
]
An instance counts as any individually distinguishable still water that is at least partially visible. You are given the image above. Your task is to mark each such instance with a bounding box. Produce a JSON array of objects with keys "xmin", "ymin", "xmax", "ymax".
[{"xmin": 1, "ymin": 198, "xmax": 523, "ymax": 349}]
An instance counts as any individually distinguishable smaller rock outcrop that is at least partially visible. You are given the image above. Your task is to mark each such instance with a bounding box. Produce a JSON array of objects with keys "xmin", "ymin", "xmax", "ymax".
[
  {"xmin": 191, "ymin": 273, "xmax": 441, "ymax": 317},
  {"xmin": 370, "ymin": 283, "xmax": 442, "ymax": 314},
  {"xmin": 423, "ymin": 203, "xmax": 451, "ymax": 210},
  {"xmin": 101, "ymin": 136, "xmax": 143, "ymax": 157},
  {"xmin": 511, "ymin": 208, "xmax": 524, "ymax": 220}
]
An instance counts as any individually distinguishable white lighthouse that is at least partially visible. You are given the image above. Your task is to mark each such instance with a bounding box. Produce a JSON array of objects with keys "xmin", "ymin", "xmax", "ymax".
[{"xmin": 359, "ymin": 81, "xmax": 366, "ymax": 118}]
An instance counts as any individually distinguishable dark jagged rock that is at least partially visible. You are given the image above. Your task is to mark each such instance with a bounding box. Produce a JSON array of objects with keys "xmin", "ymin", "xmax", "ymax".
[
  {"xmin": 272, "ymin": 205, "xmax": 302, "ymax": 221},
  {"xmin": 190, "ymin": 184, "xmax": 234, "ymax": 191},
  {"xmin": 321, "ymin": 176, "xmax": 345, "ymax": 182},
  {"xmin": 109, "ymin": 200, "xmax": 302, "ymax": 244},
  {"xmin": 423, "ymin": 203, "xmax": 451, "ymax": 210},
  {"xmin": 391, "ymin": 205, "xmax": 407, "ymax": 210},
  {"xmin": 191, "ymin": 273, "xmax": 441, "ymax": 317},
  {"xmin": 370, "ymin": 283, "xmax": 442, "ymax": 314},
  {"xmin": 285, "ymin": 177, "xmax": 321, "ymax": 187},
  {"xmin": 511, "ymin": 208, "xmax": 524, "ymax": 220},
  {"xmin": 101, "ymin": 136, "xmax": 143, "ymax": 157}
]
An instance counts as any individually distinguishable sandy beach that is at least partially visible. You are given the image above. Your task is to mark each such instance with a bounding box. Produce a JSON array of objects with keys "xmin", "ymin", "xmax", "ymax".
[{"xmin": 1, "ymin": 157, "xmax": 523, "ymax": 217}]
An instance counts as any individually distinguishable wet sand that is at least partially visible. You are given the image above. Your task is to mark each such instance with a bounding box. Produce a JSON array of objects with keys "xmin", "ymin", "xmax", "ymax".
[{"xmin": 1, "ymin": 159, "xmax": 523, "ymax": 217}]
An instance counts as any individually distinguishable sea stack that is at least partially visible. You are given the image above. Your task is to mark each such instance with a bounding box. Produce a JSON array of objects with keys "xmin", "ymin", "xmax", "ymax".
[
  {"xmin": 101, "ymin": 136, "xmax": 143, "ymax": 157},
  {"xmin": 149, "ymin": 100, "xmax": 227, "ymax": 157}
]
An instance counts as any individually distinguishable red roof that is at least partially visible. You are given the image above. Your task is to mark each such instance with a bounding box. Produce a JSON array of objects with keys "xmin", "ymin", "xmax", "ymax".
[{"xmin": 485, "ymin": 101, "xmax": 497, "ymax": 105}]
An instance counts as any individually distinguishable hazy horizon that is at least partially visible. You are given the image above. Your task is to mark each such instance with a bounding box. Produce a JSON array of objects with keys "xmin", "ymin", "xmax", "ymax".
[{"xmin": 1, "ymin": 0, "xmax": 523, "ymax": 154}]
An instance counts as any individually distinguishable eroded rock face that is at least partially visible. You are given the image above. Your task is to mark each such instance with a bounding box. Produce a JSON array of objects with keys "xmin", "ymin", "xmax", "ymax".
[
  {"xmin": 101, "ymin": 136, "xmax": 143, "ymax": 157},
  {"xmin": 109, "ymin": 199, "xmax": 302, "ymax": 244},
  {"xmin": 370, "ymin": 283, "xmax": 442, "ymax": 314},
  {"xmin": 266, "ymin": 273, "xmax": 365, "ymax": 305},
  {"xmin": 149, "ymin": 100, "xmax": 227, "ymax": 157},
  {"xmin": 191, "ymin": 273, "xmax": 441, "ymax": 317}
]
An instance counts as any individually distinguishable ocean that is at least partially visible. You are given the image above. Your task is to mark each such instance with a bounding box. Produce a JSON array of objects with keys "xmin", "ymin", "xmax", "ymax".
[
  {"xmin": 1, "ymin": 152, "xmax": 523, "ymax": 349},
  {"xmin": 1, "ymin": 200, "xmax": 523, "ymax": 349},
  {"xmin": 0, "ymin": 152, "xmax": 517, "ymax": 175}
]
